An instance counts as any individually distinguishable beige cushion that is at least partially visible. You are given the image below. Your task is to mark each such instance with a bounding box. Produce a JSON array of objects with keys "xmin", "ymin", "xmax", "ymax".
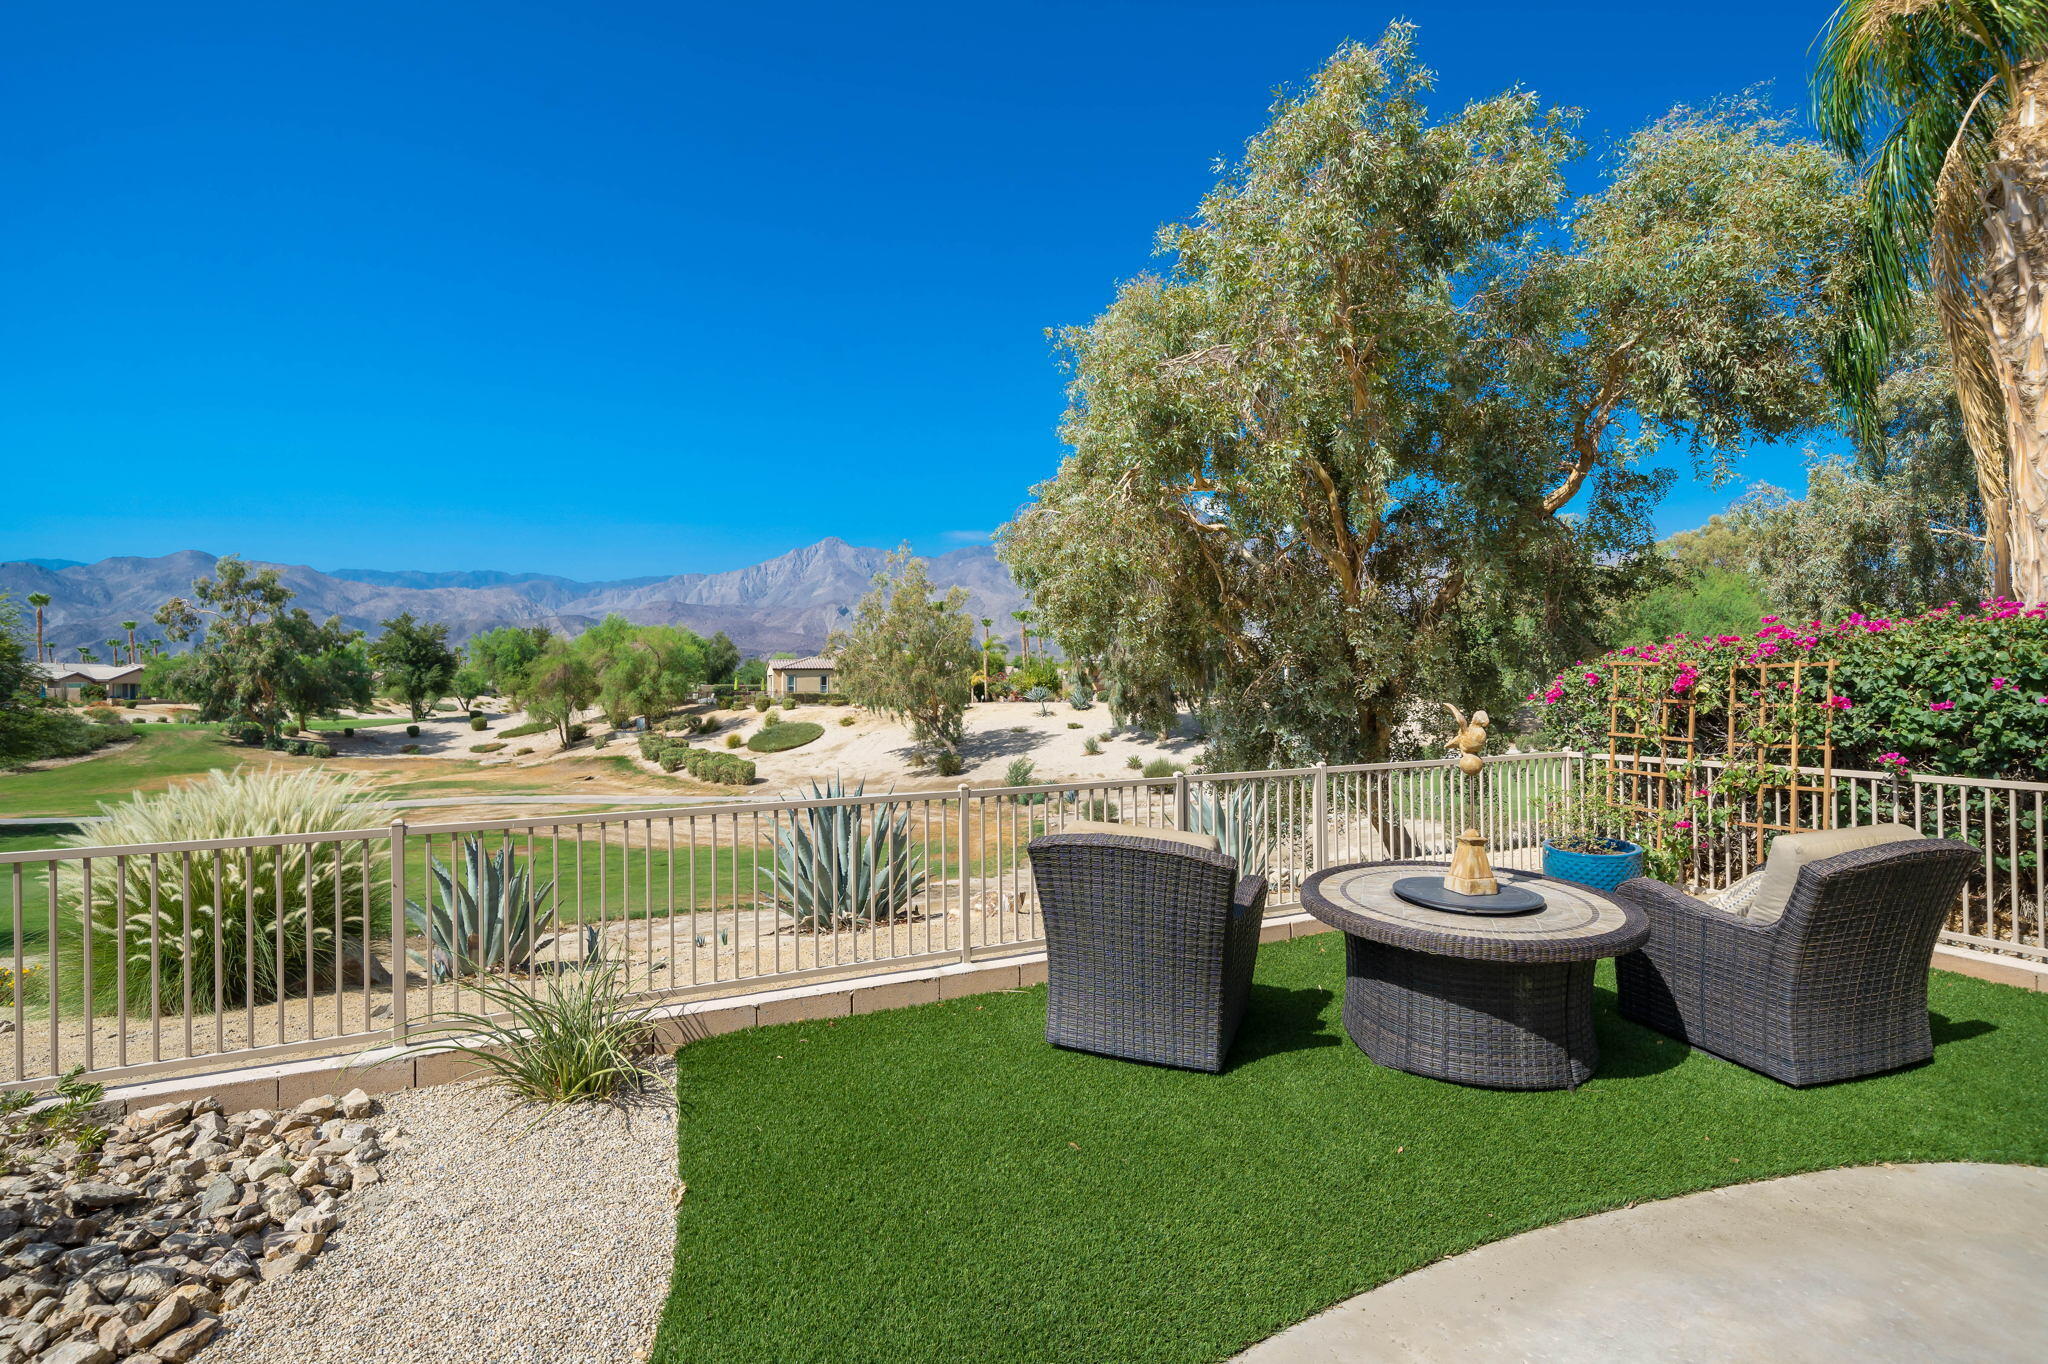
[
  {"xmin": 1712, "ymin": 869, "xmax": 1768, "ymax": 919},
  {"xmin": 1051, "ymin": 820, "xmax": 1221, "ymax": 853},
  {"xmin": 1746, "ymin": 823, "xmax": 1923, "ymax": 924}
]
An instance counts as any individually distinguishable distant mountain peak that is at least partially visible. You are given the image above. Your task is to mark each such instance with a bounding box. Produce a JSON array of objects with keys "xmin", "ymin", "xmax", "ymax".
[{"xmin": 0, "ymin": 538, "xmax": 1025, "ymax": 660}]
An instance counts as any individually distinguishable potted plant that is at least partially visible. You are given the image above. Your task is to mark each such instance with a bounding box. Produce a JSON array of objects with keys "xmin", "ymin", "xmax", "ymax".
[{"xmin": 1541, "ymin": 790, "xmax": 1645, "ymax": 890}]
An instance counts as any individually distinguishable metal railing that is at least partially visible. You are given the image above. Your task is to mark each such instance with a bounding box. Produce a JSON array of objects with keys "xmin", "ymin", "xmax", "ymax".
[
  {"xmin": 0, "ymin": 752, "xmax": 1573, "ymax": 1089},
  {"xmin": 1596, "ymin": 753, "xmax": 2048, "ymax": 967}
]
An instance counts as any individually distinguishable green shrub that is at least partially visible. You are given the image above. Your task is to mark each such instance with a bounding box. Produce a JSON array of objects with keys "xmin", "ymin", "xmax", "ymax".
[
  {"xmin": 594, "ymin": 731, "xmax": 611, "ymax": 749},
  {"xmin": 264, "ymin": 736, "xmax": 285, "ymax": 752},
  {"xmin": 130, "ymin": 718, "xmax": 147, "ymax": 726},
  {"xmin": 1077, "ymin": 798, "xmax": 1119, "ymax": 822},
  {"xmin": 753, "ymin": 696, "xmax": 771, "ymax": 712},
  {"xmin": 470, "ymin": 716, "xmax": 488, "ymax": 731},
  {"xmin": 1083, "ymin": 738, "xmax": 1101, "ymax": 755},
  {"xmin": 1125, "ymin": 754, "xmax": 1144, "ymax": 770},
  {"xmin": 287, "ymin": 739, "xmax": 310, "ymax": 756},
  {"xmin": 84, "ymin": 706, "xmax": 120, "ymax": 725},
  {"xmin": 725, "ymin": 734, "xmax": 744, "ymax": 749},
  {"xmin": 154, "ymin": 716, "xmax": 168, "ymax": 723},
  {"xmin": 934, "ymin": 751, "xmax": 965, "ymax": 777},
  {"xmin": 1142, "ymin": 758, "xmax": 1183, "ymax": 778},
  {"xmin": 406, "ymin": 724, "xmax": 421, "ymax": 738},
  {"xmin": 565, "ymin": 722, "xmax": 588, "ymax": 743},
  {"xmin": 749, "ymin": 721, "xmax": 823, "ymax": 754},
  {"xmin": 408, "ymin": 961, "xmax": 658, "ymax": 1107},
  {"xmin": 240, "ymin": 724, "xmax": 265, "ymax": 745},
  {"xmin": 1004, "ymin": 757, "xmax": 1036, "ymax": 787},
  {"xmin": 499, "ymin": 720, "xmax": 551, "ymax": 739},
  {"xmin": 515, "ymin": 746, "xmax": 534, "ymax": 755},
  {"xmin": 310, "ymin": 743, "xmax": 333, "ymax": 759},
  {"xmin": 761, "ymin": 710, "xmax": 782, "ymax": 730},
  {"xmin": 781, "ymin": 697, "xmax": 798, "ymax": 710},
  {"xmin": 1097, "ymin": 730, "xmax": 1114, "ymax": 743},
  {"xmin": 60, "ymin": 769, "xmax": 382, "ymax": 1008},
  {"xmin": 838, "ymin": 716, "xmax": 856, "ymax": 727},
  {"xmin": 472, "ymin": 741, "xmax": 506, "ymax": 753},
  {"xmin": 341, "ymin": 727, "xmax": 356, "ymax": 738}
]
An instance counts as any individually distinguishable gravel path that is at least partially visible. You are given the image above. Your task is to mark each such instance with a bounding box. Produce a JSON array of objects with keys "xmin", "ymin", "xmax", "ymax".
[{"xmin": 205, "ymin": 1067, "xmax": 681, "ymax": 1364}]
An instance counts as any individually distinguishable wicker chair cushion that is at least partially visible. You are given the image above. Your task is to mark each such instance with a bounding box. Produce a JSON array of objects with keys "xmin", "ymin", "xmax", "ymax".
[
  {"xmin": 1747, "ymin": 822, "xmax": 1922, "ymax": 923},
  {"xmin": 1052, "ymin": 820, "xmax": 1222, "ymax": 853},
  {"xmin": 1713, "ymin": 869, "xmax": 1769, "ymax": 918}
]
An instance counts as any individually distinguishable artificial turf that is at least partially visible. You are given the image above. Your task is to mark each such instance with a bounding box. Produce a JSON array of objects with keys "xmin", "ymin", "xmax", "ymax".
[{"xmin": 655, "ymin": 933, "xmax": 2048, "ymax": 1364}]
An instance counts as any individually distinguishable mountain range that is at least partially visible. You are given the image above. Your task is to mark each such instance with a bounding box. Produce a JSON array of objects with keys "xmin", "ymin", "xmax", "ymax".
[{"xmin": 0, "ymin": 540, "xmax": 1026, "ymax": 661}]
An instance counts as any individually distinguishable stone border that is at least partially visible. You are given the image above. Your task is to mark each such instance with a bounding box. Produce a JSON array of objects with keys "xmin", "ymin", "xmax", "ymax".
[{"xmin": 92, "ymin": 916, "xmax": 2034, "ymax": 1115}]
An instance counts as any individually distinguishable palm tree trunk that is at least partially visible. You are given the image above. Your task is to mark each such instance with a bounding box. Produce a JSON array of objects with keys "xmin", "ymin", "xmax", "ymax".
[{"xmin": 1988, "ymin": 90, "xmax": 2048, "ymax": 602}]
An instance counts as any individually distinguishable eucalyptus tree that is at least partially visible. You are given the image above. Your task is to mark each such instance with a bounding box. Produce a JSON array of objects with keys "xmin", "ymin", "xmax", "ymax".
[
  {"xmin": 1000, "ymin": 26, "xmax": 1859, "ymax": 767},
  {"xmin": 831, "ymin": 551, "xmax": 978, "ymax": 761},
  {"xmin": 368, "ymin": 613, "xmax": 460, "ymax": 720},
  {"xmin": 1815, "ymin": 0, "xmax": 2048, "ymax": 599}
]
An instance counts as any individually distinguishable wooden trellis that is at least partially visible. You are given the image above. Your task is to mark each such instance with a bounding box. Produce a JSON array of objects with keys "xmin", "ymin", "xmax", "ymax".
[{"xmin": 1603, "ymin": 657, "xmax": 1838, "ymax": 860}]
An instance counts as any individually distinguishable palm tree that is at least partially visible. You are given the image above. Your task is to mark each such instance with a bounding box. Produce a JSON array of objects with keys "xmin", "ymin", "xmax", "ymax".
[
  {"xmin": 978, "ymin": 616, "xmax": 994, "ymax": 681},
  {"xmin": 1012, "ymin": 608, "xmax": 1034, "ymax": 659},
  {"xmin": 121, "ymin": 621, "xmax": 139, "ymax": 663},
  {"xmin": 77, "ymin": 646, "xmax": 96, "ymax": 663},
  {"xmin": 1815, "ymin": 0, "xmax": 2048, "ymax": 599},
  {"xmin": 25, "ymin": 592, "xmax": 49, "ymax": 663}
]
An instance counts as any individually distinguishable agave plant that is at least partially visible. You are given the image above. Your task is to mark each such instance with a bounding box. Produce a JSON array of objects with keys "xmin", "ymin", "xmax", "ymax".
[
  {"xmin": 772, "ymin": 777, "xmax": 928, "ymax": 930},
  {"xmin": 406, "ymin": 838, "xmax": 583, "ymax": 981},
  {"xmin": 1184, "ymin": 783, "xmax": 1271, "ymax": 875}
]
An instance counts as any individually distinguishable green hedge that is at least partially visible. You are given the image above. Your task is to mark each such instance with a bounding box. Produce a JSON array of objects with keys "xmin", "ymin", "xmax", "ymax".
[
  {"xmin": 499, "ymin": 720, "xmax": 551, "ymax": 739},
  {"xmin": 637, "ymin": 734, "xmax": 756, "ymax": 785},
  {"xmin": 748, "ymin": 721, "xmax": 823, "ymax": 754}
]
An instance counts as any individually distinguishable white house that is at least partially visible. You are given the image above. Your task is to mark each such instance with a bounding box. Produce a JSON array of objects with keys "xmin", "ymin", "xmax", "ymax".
[{"xmin": 33, "ymin": 661, "xmax": 145, "ymax": 703}]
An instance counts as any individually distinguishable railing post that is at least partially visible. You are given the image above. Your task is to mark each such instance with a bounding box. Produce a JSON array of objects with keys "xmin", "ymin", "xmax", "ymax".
[
  {"xmin": 1173, "ymin": 772, "xmax": 1189, "ymax": 831},
  {"xmin": 1312, "ymin": 761, "xmax": 1328, "ymax": 871},
  {"xmin": 957, "ymin": 785, "xmax": 973, "ymax": 964},
  {"xmin": 388, "ymin": 818, "xmax": 409, "ymax": 1045}
]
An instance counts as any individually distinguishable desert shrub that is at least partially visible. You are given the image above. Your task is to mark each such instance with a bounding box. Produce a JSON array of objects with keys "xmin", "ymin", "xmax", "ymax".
[
  {"xmin": 60, "ymin": 768, "xmax": 384, "ymax": 1008},
  {"xmin": 401, "ymin": 743, "xmax": 421, "ymax": 754},
  {"xmin": 405, "ymin": 837, "xmax": 588, "ymax": 981},
  {"xmin": 1126, "ymin": 754, "xmax": 1144, "ymax": 770},
  {"xmin": 1083, "ymin": 738, "xmax": 1101, "ymax": 755},
  {"xmin": 515, "ymin": 746, "xmax": 533, "ymax": 755},
  {"xmin": 594, "ymin": 731, "xmax": 611, "ymax": 749},
  {"xmin": 1142, "ymin": 758, "xmax": 1183, "ymax": 778},
  {"xmin": 1069, "ymin": 689, "xmax": 1095, "ymax": 710},
  {"xmin": 264, "ymin": 737, "xmax": 285, "ymax": 752},
  {"xmin": 838, "ymin": 715, "xmax": 856, "ymax": 727},
  {"xmin": 239, "ymin": 724, "xmax": 265, "ymax": 745},
  {"xmin": 934, "ymin": 750, "xmax": 965, "ymax": 777},
  {"xmin": 154, "ymin": 716, "xmax": 168, "ymax": 723},
  {"xmin": 1077, "ymin": 798, "xmax": 1119, "ymax": 822},
  {"xmin": 472, "ymin": 741, "xmax": 506, "ymax": 753},
  {"xmin": 310, "ymin": 743, "xmax": 333, "ymax": 759},
  {"xmin": 130, "ymin": 718, "xmax": 147, "ymax": 726},
  {"xmin": 4, "ymin": 710, "xmax": 130, "ymax": 765},
  {"xmin": 342, "ymin": 726, "xmax": 356, "ymax": 737},
  {"xmin": 1066, "ymin": 722, "xmax": 1082, "ymax": 729},
  {"xmin": 408, "ymin": 961, "xmax": 657, "ymax": 1107},
  {"xmin": 406, "ymin": 724, "xmax": 420, "ymax": 738},
  {"xmin": 565, "ymin": 722, "xmax": 588, "ymax": 743},
  {"xmin": 1004, "ymin": 757, "xmax": 1036, "ymax": 787},
  {"xmin": 499, "ymin": 720, "xmax": 550, "ymax": 739},
  {"xmin": 84, "ymin": 706, "xmax": 119, "ymax": 725},
  {"xmin": 678, "ymin": 748, "xmax": 756, "ymax": 784},
  {"xmin": 781, "ymin": 697, "xmax": 798, "ymax": 710},
  {"xmin": 470, "ymin": 715, "xmax": 488, "ymax": 731},
  {"xmin": 761, "ymin": 710, "xmax": 782, "ymax": 730},
  {"xmin": 287, "ymin": 740, "xmax": 309, "ymax": 756},
  {"xmin": 725, "ymin": 734, "xmax": 743, "ymax": 749},
  {"xmin": 753, "ymin": 696, "xmax": 771, "ymax": 712},
  {"xmin": 1097, "ymin": 730, "xmax": 1114, "ymax": 742},
  {"xmin": 749, "ymin": 721, "xmax": 823, "ymax": 754}
]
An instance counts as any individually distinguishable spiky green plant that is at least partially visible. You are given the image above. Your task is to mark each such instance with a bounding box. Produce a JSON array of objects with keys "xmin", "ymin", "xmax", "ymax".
[
  {"xmin": 406, "ymin": 837, "xmax": 582, "ymax": 981},
  {"xmin": 772, "ymin": 777, "xmax": 928, "ymax": 930},
  {"xmin": 60, "ymin": 767, "xmax": 384, "ymax": 1009},
  {"xmin": 401, "ymin": 961, "xmax": 660, "ymax": 1109},
  {"xmin": 1184, "ymin": 783, "xmax": 1272, "ymax": 874}
]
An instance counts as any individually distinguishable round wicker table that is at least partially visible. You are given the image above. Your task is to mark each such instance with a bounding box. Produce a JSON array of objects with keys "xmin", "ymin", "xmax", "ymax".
[{"xmin": 1300, "ymin": 861, "xmax": 1649, "ymax": 1090}]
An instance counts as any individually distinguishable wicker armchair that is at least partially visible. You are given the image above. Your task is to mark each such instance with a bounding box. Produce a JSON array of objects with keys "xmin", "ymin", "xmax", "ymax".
[
  {"xmin": 1026, "ymin": 823, "xmax": 1268, "ymax": 1072},
  {"xmin": 1615, "ymin": 837, "xmax": 1977, "ymax": 1086}
]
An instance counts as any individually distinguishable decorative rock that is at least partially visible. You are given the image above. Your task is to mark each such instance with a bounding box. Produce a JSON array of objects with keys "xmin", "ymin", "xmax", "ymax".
[
  {"xmin": 148, "ymin": 1314, "xmax": 216, "ymax": 1362},
  {"xmin": 127, "ymin": 1104, "xmax": 192, "ymax": 1136},
  {"xmin": 291, "ymin": 1095, "xmax": 340, "ymax": 1123},
  {"xmin": 56, "ymin": 1187, "xmax": 139, "ymax": 1216},
  {"xmin": 34, "ymin": 1340, "xmax": 112, "ymax": 1364},
  {"xmin": 125, "ymin": 1292, "xmax": 189, "ymax": 1351},
  {"xmin": 193, "ymin": 1177, "xmax": 238, "ymax": 1220},
  {"xmin": 338, "ymin": 1089, "xmax": 374, "ymax": 1119}
]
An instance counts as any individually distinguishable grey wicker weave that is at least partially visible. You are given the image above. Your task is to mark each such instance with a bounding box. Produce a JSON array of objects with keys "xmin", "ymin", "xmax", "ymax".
[
  {"xmin": 1615, "ymin": 838, "xmax": 1978, "ymax": 1086},
  {"xmin": 1026, "ymin": 829, "xmax": 1267, "ymax": 1072},
  {"xmin": 1301, "ymin": 862, "xmax": 1648, "ymax": 1090}
]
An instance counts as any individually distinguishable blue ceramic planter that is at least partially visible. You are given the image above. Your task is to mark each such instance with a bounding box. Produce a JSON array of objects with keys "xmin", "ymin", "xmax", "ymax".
[{"xmin": 1541, "ymin": 838, "xmax": 1645, "ymax": 891}]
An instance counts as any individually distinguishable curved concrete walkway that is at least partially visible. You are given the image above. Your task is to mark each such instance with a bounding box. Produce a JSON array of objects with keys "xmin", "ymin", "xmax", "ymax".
[{"xmin": 1237, "ymin": 1163, "xmax": 2048, "ymax": 1363}]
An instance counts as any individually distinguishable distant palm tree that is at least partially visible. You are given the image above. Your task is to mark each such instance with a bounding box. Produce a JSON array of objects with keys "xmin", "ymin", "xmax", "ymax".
[
  {"xmin": 121, "ymin": 621, "xmax": 139, "ymax": 662},
  {"xmin": 1012, "ymin": 608, "xmax": 1034, "ymax": 659},
  {"xmin": 1814, "ymin": 0, "xmax": 2048, "ymax": 598},
  {"xmin": 77, "ymin": 646, "xmax": 96, "ymax": 663},
  {"xmin": 979, "ymin": 616, "xmax": 994, "ymax": 680},
  {"xmin": 26, "ymin": 592, "xmax": 50, "ymax": 663},
  {"xmin": 105, "ymin": 638, "xmax": 124, "ymax": 663}
]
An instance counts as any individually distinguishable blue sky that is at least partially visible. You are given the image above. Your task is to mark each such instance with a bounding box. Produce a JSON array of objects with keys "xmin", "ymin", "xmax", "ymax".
[{"xmin": 2, "ymin": 1, "xmax": 1840, "ymax": 579}]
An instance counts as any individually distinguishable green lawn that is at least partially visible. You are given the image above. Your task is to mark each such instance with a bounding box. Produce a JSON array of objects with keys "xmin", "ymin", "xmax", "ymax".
[
  {"xmin": 657, "ymin": 936, "xmax": 2048, "ymax": 1364},
  {"xmin": 0, "ymin": 732, "xmax": 244, "ymax": 818}
]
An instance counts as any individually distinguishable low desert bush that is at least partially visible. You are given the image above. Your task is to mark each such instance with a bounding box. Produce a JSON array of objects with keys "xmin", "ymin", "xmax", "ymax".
[
  {"xmin": 470, "ymin": 716, "xmax": 488, "ymax": 731},
  {"xmin": 1143, "ymin": 758, "xmax": 1183, "ymax": 778},
  {"xmin": 404, "ymin": 962, "xmax": 659, "ymax": 1109},
  {"xmin": 1125, "ymin": 754, "xmax": 1143, "ymax": 770},
  {"xmin": 499, "ymin": 720, "xmax": 550, "ymax": 739},
  {"xmin": 406, "ymin": 724, "xmax": 421, "ymax": 738},
  {"xmin": 472, "ymin": 741, "xmax": 506, "ymax": 753},
  {"xmin": 1083, "ymin": 738, "xmax": 1101, "ymax": 755},
  {"xmin": 725, "ymin": 734, "xmax": 743, "ymax": 748}
]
